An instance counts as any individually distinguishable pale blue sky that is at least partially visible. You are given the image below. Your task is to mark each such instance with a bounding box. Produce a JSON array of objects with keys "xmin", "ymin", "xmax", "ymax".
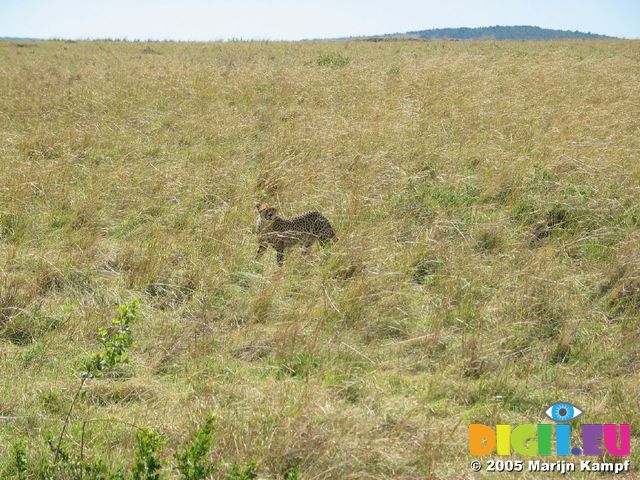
[{"xmin": 1, "ymin": 0, "xmax": 638, "ymax": 40}]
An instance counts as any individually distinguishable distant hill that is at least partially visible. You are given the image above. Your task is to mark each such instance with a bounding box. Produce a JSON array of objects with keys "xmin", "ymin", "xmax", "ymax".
[
  {"xmin": 0, "ymin": 37, "xmax": 41, "ymax": 41},
  {"xmin": 355, "ymin": 25, "xmax": 614, "ymax": 41}
]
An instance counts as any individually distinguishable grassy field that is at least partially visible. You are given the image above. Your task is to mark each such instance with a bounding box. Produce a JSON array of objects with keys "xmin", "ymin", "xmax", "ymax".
[{"xmin": 0, "ymin": 38, "xmax": 639, "ymax": 479}]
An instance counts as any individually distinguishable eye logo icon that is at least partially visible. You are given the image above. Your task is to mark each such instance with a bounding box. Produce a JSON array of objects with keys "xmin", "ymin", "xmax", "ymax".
[{"xmin": 545, "ymin": 402, "xmax": 583, "ymax": 422}]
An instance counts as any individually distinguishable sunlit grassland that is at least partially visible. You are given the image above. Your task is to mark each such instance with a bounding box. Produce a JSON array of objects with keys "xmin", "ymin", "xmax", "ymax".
[{"xmin": 0, "ymin": 38, "xmax": 639, "ymax": 478}]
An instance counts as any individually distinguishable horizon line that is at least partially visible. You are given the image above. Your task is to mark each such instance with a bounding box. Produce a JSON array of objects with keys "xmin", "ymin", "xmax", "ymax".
[{"xmin": 2, "ymin": 24, "xmax": 636, "ymax": 42}]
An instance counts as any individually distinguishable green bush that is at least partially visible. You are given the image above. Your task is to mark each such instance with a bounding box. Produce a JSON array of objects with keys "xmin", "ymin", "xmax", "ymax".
[
  {"xmin": 12, "ymin": 440, "xmax": 27, "ymax": 480},
  {"xmin": 226, "ymin": 460, "xmax": 257, "ymax": 480},
  {"xmin": 83, "ymin": 300, "xmax": 139, "ymax": 378},
  {"xmin": 175, "ymin": 415, "xmax": 217, "ymax": 480},
  {"xmin": 132, "ymin": 429, "xmax": 164, "ymax": 480}
]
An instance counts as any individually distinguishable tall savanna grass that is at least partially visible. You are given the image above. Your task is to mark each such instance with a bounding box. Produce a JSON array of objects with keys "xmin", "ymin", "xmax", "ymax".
[{"xmin": 0, "ymin": 38, "xmax": 639, "ymax": 478}]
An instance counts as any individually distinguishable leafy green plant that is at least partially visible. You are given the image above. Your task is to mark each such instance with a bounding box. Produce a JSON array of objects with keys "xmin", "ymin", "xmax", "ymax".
[
  {"xmin": 32, "ymin": 431, "xmax": 82, "ymax": 479},
  {"xmin": 82, "ymin": 459, "xmax": 126, "ymax": 480},
  {"xmin": 175, "ymin": 415, "xmax": 217, "ymax": 480},
  {"xmin": 285, "ymin": 467, "xmax": 301, "ymax": 480},
  {"xmin": 11, "ymin": 440, "xmax": 27, "ymax": 480},
  {"xmin": 54, "ymin": 300, "xmax": 139, "ymax": 464},
  {"xmin": 82, "ymin": 300, "xmax": 139, "ymax": 378},
  {"xmin": 132, "ymin": 428, "xmax": 164, "ymax": 480},
  {"xmin": 226, "ymin": 460, "xmax": 257, "ymax": 480}
]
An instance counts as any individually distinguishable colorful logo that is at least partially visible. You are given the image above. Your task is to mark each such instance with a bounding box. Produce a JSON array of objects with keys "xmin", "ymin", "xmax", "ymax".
[{"xmin": 469, "ymin": 402, "xmax": 630, "ymax": 457}]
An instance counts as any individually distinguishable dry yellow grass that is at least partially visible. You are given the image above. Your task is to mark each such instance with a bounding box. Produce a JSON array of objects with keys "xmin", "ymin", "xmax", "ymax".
[{"xmin": 0, "ymin": 38, "xmax": 639, "ymax": 478}]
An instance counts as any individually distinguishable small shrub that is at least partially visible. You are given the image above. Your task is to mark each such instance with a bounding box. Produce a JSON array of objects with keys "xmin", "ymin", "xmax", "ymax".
[
  {"xmin": 175, "ymin": 415, "xmax": 218, "ymax": 480},
  {"xmin": 46, "ymin": 432, "xmax": 82, "ymax": 479},
  {"xmin": 12, "ymin": 440, "xmax": 28, "ymax": 480},
  {"xmin": 226, "ymin": 460, "xmax": 257, "ymax": 480},
  {"xmin": 82, "ymin": 459, "xmax": 126, "ymax": 480},
  {"xmin": 132, "ymin": 429, "xmax": 164, "ymax": 480},
  {"xmin": 54, "ymin": 300, "xmax": 140, "ymax": 466},
  {"xmin": 83, "ymin": 300, "xmax": 139, "ymax": 378}
]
